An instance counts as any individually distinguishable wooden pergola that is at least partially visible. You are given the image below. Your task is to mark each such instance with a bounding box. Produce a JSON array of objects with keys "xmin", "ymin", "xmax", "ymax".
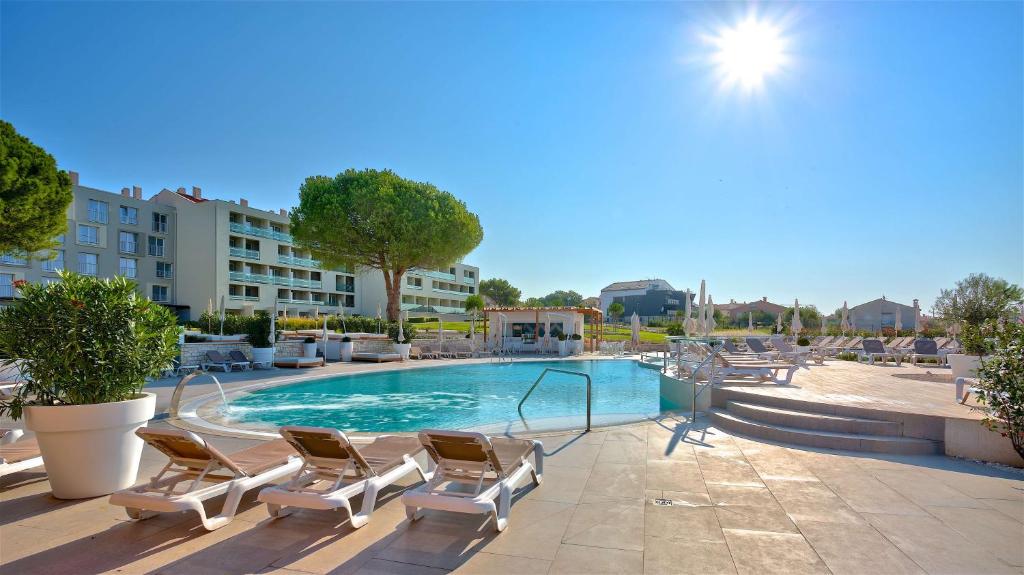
[{"xmin": 483, "ymin": 306, "xmax": 604, "ymax": 350}]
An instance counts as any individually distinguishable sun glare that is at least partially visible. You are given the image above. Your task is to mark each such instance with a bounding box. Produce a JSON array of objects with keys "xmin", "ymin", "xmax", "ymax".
[{"xmin": 711, "ymin": 17, "xmax": 787, "ymax": 91}]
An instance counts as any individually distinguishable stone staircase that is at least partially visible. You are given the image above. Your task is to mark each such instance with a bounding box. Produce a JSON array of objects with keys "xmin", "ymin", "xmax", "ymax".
[{"xmin": 708, "ymin": 394, "xmax": 942, "ymax": 455}]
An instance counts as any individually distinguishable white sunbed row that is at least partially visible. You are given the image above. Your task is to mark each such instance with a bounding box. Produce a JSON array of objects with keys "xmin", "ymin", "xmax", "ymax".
[{"xmin": 109, "ymin": 427, "xmax": 543, "ymax": 533}]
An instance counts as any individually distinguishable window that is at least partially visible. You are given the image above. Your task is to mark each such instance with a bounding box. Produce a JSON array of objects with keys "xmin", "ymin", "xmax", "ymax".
[
  {"xmin": 0, "ymin": 273, "xmax": 14, "ymax": 298},
  {"xmin": 87, "ymin": 199, "xmax": 108, "ymax": 224},
  {"xmin": 78, "ymin": 224, "xmax": 99, "ymax": 245},
  {"xmin": 119, "ymin": 231, "xmax": 137, "ymax": 254},
  {"xmin": 152, "ymin": 212, "xmax": 167, "ymax": 233},
  {"xmin": 407, "ymin": 276, "xmax": 422, "ymax": 288},
  {"xmin": 41, "ymin": 250, "xmax": 64, "ymax": 272},
  {"xmin": 156, "ymin": 261, "xmax": 173, "ymax": 279},
  {"xmin": 151, "ymin": 285, "xmax": 168, "ymax": 302},
  {"xmin": 55, "ymin": 234, "xmax": 65, "ymax": 244},
  {"xmin": 148, "ymin": 236, "xmax": 164, "ymax": 257},
  {"xmin": 78, "ymin": 253, "xmax": 98, "ymax": 276},
  {"xmin": 464, "ymin": 270, "xmax": 475, "ymax": 280},
  {"xmin": 118, "ymin": 258, "xmax": 137, "ymax": 278},
  {"xmin": 119, "ymin": 206, "xmax": 138, "ymax": 225}
]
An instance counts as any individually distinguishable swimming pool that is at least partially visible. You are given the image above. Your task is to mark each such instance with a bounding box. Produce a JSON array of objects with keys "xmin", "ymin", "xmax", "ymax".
[{"xmin": 220, "ymin": 360, "xmax": 674, "ymax": 433}]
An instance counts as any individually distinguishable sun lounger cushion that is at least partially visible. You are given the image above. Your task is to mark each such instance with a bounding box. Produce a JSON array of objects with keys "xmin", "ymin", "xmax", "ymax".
[
  {"xmin": 490, "ymin": 438, "xmax": 537, "ymax": 472},
  {"xmin": 914, "ymin": 339, "xmax": 939, "ymax": 355}
]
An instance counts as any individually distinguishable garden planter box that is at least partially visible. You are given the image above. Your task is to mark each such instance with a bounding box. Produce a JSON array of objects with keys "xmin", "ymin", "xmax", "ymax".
[{"xmin": 25, "ymin": 392, "xmax": 156, "ymax": 499}]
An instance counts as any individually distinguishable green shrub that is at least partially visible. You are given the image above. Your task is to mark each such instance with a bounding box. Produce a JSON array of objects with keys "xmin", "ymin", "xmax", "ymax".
[
  {"xmin": 303, "ymin": 336, "xmax": 316, "ymax": 344},
  {"xmin": 0, "ymin": 272, "xmax": 179, "ymax": 419},
  {"xmin": 245, "ymin": 311, "xmax": 275, "ymax": 348},
  {"xmin": 557, "ymin": 333, "xmax": 567, "ymax": 341},
  {"xmin": 836, "ymin": 351, "xmax": 858, "ymax": 361},
  {"xmin": 976, "ymin": 322, "xmax": 1024, "ymax": 460},
  {"xmin": 407, "ymin": 316, "xmax": 437, "ymax": 324},
  {"xmin": 570, "ymin": 333, "xmax": 582, "ymax": 341},
  {"xmin": 797, "ymin": 336, "xmax": 810, "ymax": 346}
]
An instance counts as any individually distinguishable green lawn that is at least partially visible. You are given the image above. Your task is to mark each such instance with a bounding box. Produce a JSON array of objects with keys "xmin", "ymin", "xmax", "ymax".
[{"xmin": 411, "ymin": 321, "xmax": 775, "ymax": 343}]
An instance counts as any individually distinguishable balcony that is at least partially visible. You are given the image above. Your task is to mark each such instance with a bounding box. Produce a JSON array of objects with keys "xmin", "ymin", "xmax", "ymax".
[
  {"xmin": 462, "ymin": 277, "xmax": 476, "ymax": 285},
  {"xmin": 229, "ymin": 222, "xmax": 292, "ymax": 243},
  {"xmin": 412, "ymin": 268, "xmax": 457, "ymax": 281},
  {"xmin": 0, "ymin": 253, "xmax": 28, "ymax": 266},
  {"xmin": 0, "ymin": 285, "xmax": 14, "ymax": 298},
  {"xmin": 434, "ymin": 287, "xmax": 470, "ymax": 297},
  {"xmin": 405, "ymin": 284, "xmax": 423, "ymax": 291},
  {"xmin": 269, "ymin": 276, "xmax": 321, "ymax": 289},
  {"xmin": 337, "ymin": 283, "xmax": 356, "ymax": 293},
  {"xmin": 228, "ymin": 247, "xmax": 260, "ymax": 260},
  {"xmin": 118, "ymin": 241, "xmax": 138, "ymax": 254},
  {"xmin": 229, "ymin": 271, "xmax": 271, "ymax": 284},
  {"xmin": 229, "ymin": 294, "xmax": 260, "ymax": 302},
  {"xmin": 277, "ymin": 254, "xmax": 321, "ymax": 268}
]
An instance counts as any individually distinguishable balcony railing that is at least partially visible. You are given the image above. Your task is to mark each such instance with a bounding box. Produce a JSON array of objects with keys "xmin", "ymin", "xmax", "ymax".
[
  {"xmin": 434, "ymin": 287, "xmax": 471, "ymax": 297},
  {"xmin": 400, "ymin": 302, "xmax": 465, "ymax": 314},
  {"xmin": 462, "ymin": 277, "xmax": 475, "ymax": 285},
  {"xmin": 229, "ymin": 222, "xmax": 292, "ymax": 243},
  {"xmin": 0, "ymin": 285, "xmax": 14, "ymax": 298},
  {"xmin": 277, "ymin": 254, "xmax": 321, "ymax": 268},
  {"xmin": 412, "ymin": 269, "xmax": 457, "ymax": 281},
  {"xmin": 229, "ymin": 271, "xmax": 271, "ymax": 284},
  {"xmin": 336, "ymin": 284, "xmax": 356, "ymax": 293},
  {"xmin": 148, "ymin": 245, "xmax": 165, "ymax": 257},
  {"xmin": 269, "ymin": 276, "xmax": 321, "ymax": 289},
  {"xmin": 119, "ymin": 241, "xmax": 138, "ymax": 254},
  {"xmin": 228, "ymin": 247, "xmax": 260, "ymax": 260},
  {"xmin": 405, "ymin": 284, "xmax": 423, "ymax": 290},
  {"xmin": 0, "ymin": 253, "xmax": 28, "ymax": 266},
  {"xmin": 229, "ymin": 294, "xmax": 260, "ymax": 301}
]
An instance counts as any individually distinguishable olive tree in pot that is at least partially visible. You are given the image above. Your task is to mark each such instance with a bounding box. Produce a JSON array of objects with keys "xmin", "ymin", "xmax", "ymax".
[
  {"xmin": 934, "ymin": 273, "xmax": 1023, "ymax": 380},
  {"xmin": 246, "ymin": 311, "xmax": 275, "ymax": 366},
  {"xmin": 0, "ymin": 272, "xmax": 178, "ymax": 498}
]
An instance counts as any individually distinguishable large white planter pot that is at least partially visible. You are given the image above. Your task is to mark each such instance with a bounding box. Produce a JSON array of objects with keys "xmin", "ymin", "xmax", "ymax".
[
  {"xmin": 558, "ymin": 341, "xmax": 568, "ymax": 356},
  {"xmin": 251, "ymin": 347, "xmax": 274, "ymax": 365},
  {"xmin": 340, "ymin": 341, "xmax": 354, "ymax": 362},
  {"xmin": 948, "ymin": 354, "xmax": 983, "ymax": 380},
  {"xmin": 394, "ymin": 343, "xmax": 411, "ymax": 360},
  {"xmin": 319, "ymin": 340, "xmax": 341, "ymax": 361},
  {"xmin": 24, "ymin": 393, "xmax": 156, "ymax": 499},
  {"xmin": 302, "ymin": 342, "xmax": 317, "ymax": 358}
]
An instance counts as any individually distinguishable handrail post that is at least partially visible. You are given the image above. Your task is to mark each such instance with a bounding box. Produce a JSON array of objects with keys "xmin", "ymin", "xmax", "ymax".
[{"xmin": 518, "ymin": 368, "xmax": 592, "ymax": 432}]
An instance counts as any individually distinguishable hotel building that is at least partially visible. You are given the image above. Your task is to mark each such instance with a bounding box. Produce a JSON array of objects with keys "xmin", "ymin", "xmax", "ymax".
[{"xmin": 0, "ymin": 173, "xmax": 478, "ymax": 320}]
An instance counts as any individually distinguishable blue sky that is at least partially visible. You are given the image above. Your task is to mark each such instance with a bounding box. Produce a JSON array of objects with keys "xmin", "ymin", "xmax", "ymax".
[{"xmin": 3, "ymin": 1, "xmax": 1021, "ymax": 314}]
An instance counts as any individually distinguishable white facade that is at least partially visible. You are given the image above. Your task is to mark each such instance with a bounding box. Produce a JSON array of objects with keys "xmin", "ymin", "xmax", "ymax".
[{"xmin": 359, "ymin": 264, "xmax": 480, "ymax": 318}]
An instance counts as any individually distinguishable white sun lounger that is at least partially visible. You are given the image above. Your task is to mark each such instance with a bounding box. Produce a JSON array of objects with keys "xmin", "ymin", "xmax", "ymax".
[
  {"xmin": 402, "ymin": 430, "xmax": 543, "ymax": 532},
  {"xmin": 258, "ymin": 427, "xmax": 431, "ymax": 528},
  {"xmin": 717, "ymin": 355, "xmax": 801, "ymax": 385},
  {"xmin": 110, "ymin": 429, "xmax": 302, "ymax": 531},
  {"xmin": 0, "ymin": 429, "xmax": 43, "ymax": 477}
]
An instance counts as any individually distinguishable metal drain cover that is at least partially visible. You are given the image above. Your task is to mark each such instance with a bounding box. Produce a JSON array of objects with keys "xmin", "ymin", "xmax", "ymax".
[{"xmin": 653, "ymin": 498, "xmax": 673, "ymax": 506}]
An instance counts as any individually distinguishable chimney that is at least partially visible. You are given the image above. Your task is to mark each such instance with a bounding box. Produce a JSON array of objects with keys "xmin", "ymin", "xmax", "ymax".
[
  {"xmin": 133, "ymin": 186, "xmax": 141, "ymax": 200},
  {"xmin": 121, "ymin": 187, "xmax": 130, "ymax": 197},
  {"xmin": 279, "ymin": 209, "xmax": 287, "ymax": 217},
  {"xmin": 177, "ymin": 187, "xmax": 186, "ymax": 195},
  {"xmin": 69, "ymin": 171, "xmax": 79, "ymax": 186},
  {"xmin": 240, "ymin": 198, "xmax": 249, "ymax": 208},
  {"xmin": 762, "ymin": 297, "xmax": 768, "ymax": 302},
  {"xmin": 192, "ymin": 186, "xmax": 202, "ymax": 199}
]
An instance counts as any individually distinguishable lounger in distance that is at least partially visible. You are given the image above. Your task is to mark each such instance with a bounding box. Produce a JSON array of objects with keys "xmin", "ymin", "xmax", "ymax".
[
  {"xmin": 402, "ymin": 429, "xmax": 543, "ymax": 532},
  {"xmin": 109, "ymin": 429, "xmax": 301, "ymax": 531},
  {"xmin": 0, "ymin": 428, "xmax": 44, "ymax": 477},
  {"xmin": 258, "ymin": 427, "xmax": 431, "ymax": 528}
]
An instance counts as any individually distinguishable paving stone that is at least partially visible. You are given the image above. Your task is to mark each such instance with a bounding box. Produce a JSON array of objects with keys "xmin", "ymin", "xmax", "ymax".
[{"xmin": 548, "ymin": 543, "xmax": 644, "ymax": 575}]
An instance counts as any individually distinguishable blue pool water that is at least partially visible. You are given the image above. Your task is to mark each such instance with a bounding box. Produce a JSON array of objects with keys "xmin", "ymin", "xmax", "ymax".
[{"xmin": 222, "ymin": 360, "xmax": 670, "ymax": 432}]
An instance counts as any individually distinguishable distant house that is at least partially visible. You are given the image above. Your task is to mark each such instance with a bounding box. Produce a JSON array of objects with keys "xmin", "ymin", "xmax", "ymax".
[
  {"xmin": 598, "ymin": 279, "xmax": 675, "ymax": 315},
  {"xmin": 721, "ymin": 297, "xmax": 788, "ymax": 321},
  {"xmin": 850, "ymin": 297, "xmax": 919, "ymax": 333}
]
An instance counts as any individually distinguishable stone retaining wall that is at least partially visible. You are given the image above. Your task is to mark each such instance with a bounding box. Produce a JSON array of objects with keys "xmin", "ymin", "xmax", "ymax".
[{"xmin": 180, "ymin": 340, "xmax": 302, "ymax": 365}]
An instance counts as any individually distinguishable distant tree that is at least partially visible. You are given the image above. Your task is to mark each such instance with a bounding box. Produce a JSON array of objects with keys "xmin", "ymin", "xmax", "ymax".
[
  {"xmin": 291, "ymin": 169, "xmax": 482, "ymax": 321},
  {"xmin": 479, "ymin": 278, "xmax": 521, "ymax": 306},
  {"xmin": 522, "ymin": 297, "xmax": 544, "ymax": 307},
  {"xmin": 713, "ymin": 309, "xmax": 733, "ymax": 328},
  {"xmin": 0, "ymin": 121, "xmax": 73, "ymax": 254},
  {"xmin": 738, "ymin": 310, "xmax": 774, "ymax": 327},
  {"xmin": 607, "ymin": 302, "xmax": 625, "ymax": 324},
  {"xmin": 541, "ymin": 290, "xmax": 584, "ymax": 307},
  {"xmin": 464, "ymin": 294, "xmax": 484, "ymax": 335},
  {"xmin": 783, "ymin": 307, "xmax": 822, "ymax": 331},
  {"xmin": 933, "ymin": 273, "xmax": 1024, "ymax": 330}
]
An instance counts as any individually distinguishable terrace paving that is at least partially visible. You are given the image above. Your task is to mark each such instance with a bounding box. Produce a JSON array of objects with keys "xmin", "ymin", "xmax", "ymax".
[
  {"xmin": 1, "ymin": 359, "xmax": 1021, "ymax": 573},
  {"xmin": 3, "ymin": 415, "xmax": 1022, "ymax": 574}
]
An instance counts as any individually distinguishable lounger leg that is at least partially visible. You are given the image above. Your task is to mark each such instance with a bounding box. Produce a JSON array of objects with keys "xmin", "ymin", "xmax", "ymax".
[
  {"xmin": 267, "ymin": 503, "xmax": 294, "ymax": 518},
  {"xmin": 530, "ymin": 443, "xmax": 544, "ymax": 486},
  {"xmin": 350, "ymin": 482, "xmax": 379, "ymax": 529},
  {"xmin": 199, "ymin": 486, "xmax": 246, "ymax": 531},
  {"xmin": 125, "ymin": 507, "xmax": 159, "ymax": 521},
  {"xmin": 493, "ymin": 484, "xmax": 512, "ymax": 532}
]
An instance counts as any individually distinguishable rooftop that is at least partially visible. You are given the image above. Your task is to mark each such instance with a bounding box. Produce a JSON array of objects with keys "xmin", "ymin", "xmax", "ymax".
[{"xmin": 601, "ymin": 279, "xmax": 674, "ymax": 292}]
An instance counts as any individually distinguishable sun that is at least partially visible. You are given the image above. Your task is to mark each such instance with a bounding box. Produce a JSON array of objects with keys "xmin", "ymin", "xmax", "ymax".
[{"xmin": 711, "ymin": 16, "xmax": 787, "ymax": 91}]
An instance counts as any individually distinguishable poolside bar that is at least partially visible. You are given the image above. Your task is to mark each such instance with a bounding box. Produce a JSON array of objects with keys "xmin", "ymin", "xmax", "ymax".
[{"xmin": 482, "ymin": 306, "xmax": 604, "ymax": 353}]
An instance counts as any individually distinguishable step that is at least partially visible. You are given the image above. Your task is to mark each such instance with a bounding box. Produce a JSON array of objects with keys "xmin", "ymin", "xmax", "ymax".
[
  {"xmin": 726, "ymin": 401, "xmax": 902, "ymax": 436},
  {"xmin": 709, "ymin": 409, "xmax": 941, "ymax": 455}
]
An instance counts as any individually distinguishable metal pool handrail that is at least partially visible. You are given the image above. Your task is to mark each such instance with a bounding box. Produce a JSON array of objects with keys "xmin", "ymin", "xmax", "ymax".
[{"xmin": 517, "ymin": 368, "xmax": 592, "ymax": 431}]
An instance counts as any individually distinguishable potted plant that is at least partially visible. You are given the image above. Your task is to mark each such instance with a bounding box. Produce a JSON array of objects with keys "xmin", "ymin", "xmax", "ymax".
[
  {"xmin": 246, "ymin": 311, "xmax": 275, "ymax": 366},
  {"xmin": 340, "ymin": 335, "xmax": 354, "ymax": 362},
  {"xmin": 934, "ymin": 273, "xmax": 1023, "ymax": 379},
  {"xmin": 302, "ymin": 336, "xmax": 317, "ymax": 358},
  {"xmin": 949, "ymin": 323, "xmax": 993, "ymax": 380},
  {"xmin": 796, "ymin": 336, "xmax": 811, "ymax": 353},
  {"xmin": 0, "ymin": 273, "xmax": 178, "ymax": 499},
  {"xmin": 974, "ymin": 322, "xmax": 1024, "ymax": 463},
  {"xmin": 557, "ymin": 333, "xmax": 568, "ymax": 356},
  {"xmin": 570, "ymin": 333, "xmax": 583, "ymax": 354}
]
